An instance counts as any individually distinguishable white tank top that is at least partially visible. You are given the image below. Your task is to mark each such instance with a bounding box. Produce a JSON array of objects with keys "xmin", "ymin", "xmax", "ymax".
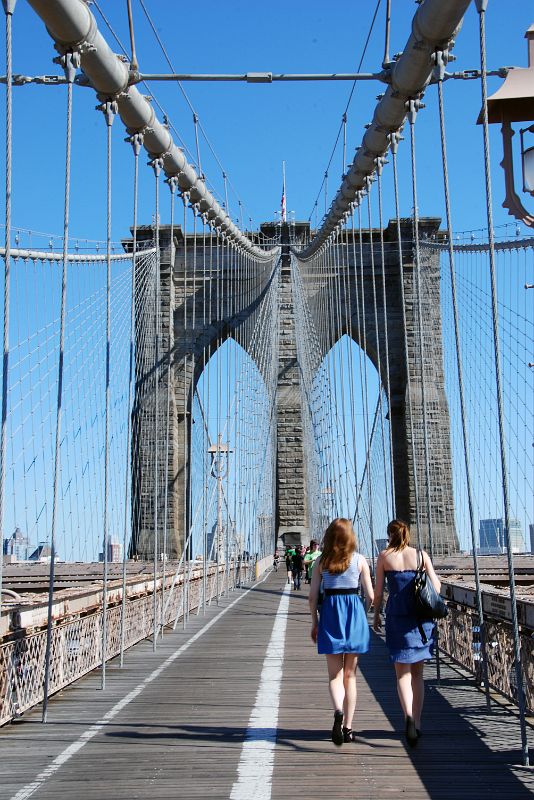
[{"xmin": 321, "ymin": 552, "xmax": 363, "ymax": 589}]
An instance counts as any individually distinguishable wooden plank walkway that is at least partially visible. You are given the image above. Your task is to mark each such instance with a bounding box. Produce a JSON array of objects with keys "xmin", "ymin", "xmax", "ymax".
[{"xmin": 0, "ymin": 571, "xmax": 533, "ymax": 800}]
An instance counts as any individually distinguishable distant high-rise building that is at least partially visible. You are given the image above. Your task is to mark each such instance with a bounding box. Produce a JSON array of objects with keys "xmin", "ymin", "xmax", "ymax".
[
  {"xmin": 99, "ymin": 540, "xmax": 122, "ymax": 563},
  {"xmin": 529, "ymin": 523, "xmax": 534, "ymax": 554},
  {"xmin": 3, "ymin": 527, "xmax": 30, "ymax": 561},
  {"xmin": 479, "ymin": 518, "xmax": 525, "ymax": 554},
  {"xmin": 28, "ymin": 542, "xmax": 52, "ymax": 561}
]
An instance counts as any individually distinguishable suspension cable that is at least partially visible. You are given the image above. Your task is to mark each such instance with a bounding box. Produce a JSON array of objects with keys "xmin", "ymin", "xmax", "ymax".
[
  {"xmin": 390, "ymin": 132, "xmax": 422, "ymax": 541},
  {"xmin": 42, "ymin": 50, "xmax": 76, "ymax": 723},
  {"xmin": 376, "ymin": 158, "xmax": 396, "ymax": 514},
  {"xmin": 475, "ymin": 0, "xmax": 530, "ymax": 766},
  {"xmin": 100, "ymin": 97, "xmax": 117, "ymax": 689},
  {"xmin": 151, "ymin": 155, "xmax": 163, "ymax": 651},
  {"xmin": 119, "ymin": 130, "xmax": 143, "ymax": 667},
  {"xmin": 408, "ymin": 102, "xmax": 435, "ymax": 557},
  {"xmin": 0, "ymin": 0, "xmax": 15, "ymax": 618},
  {"xmin": 435, "ymin": 53, "xmax": 490, "ymax": 708}
]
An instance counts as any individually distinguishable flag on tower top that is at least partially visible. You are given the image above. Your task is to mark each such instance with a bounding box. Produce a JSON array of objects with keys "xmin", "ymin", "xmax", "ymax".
[{"xmin": 281, "ymin": 161, "xmax": 287, "ymax": 222}]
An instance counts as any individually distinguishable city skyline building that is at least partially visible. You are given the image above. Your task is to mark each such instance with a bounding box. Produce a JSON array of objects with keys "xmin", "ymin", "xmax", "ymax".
[
  {"xmin": 3, "ymin": 527, "xmax": 30, "ymax": 561},
  {"xmin": 478, "ymin": 517, "xmax": 525, "ymax": 554}
]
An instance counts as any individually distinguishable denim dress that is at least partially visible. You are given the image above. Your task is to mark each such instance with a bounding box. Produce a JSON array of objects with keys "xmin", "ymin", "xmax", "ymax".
[{"xmin": 317, "ymin": 553, "xmax": 370, "ymax": 655}]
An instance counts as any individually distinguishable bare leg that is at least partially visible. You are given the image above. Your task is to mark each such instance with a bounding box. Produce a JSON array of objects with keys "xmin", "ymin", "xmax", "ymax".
[
  {"xmin": 325, "ymin": 654, "xmax": 345, "ymax": 713},
  {"xmin": 342, "ymin": 654, "xmax": 359, "ymax": 730},
  {"xmin": 394, "ymin": 662, "xmax": 414, "ymax": 720},
  {"xmin": 411, "ymin": 661, "xmax": 425, "ymax": 729}
]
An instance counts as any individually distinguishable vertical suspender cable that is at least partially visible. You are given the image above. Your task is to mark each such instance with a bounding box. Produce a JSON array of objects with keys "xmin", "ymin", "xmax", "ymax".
[
  {"xmin": 120, "ymin": 131, "xmax": 143, "ymax": 667},
  {"xmin": 215, "ymin": 228, "xmax": 221, "ymax": 603},
  {"xmin": 408, "ymin": 103, "xmax": 435, "ymax": 556},
  {"xmin": 376, "ymin": 159, "xmax": 396, "ymax": 514},
  {"xmin": 435, "ymin": 58, "xmax": 490, "ymax": 708},
  {"xmin": 475, "ymin": 1, "xmax": 529, "ymax": 765},
  {"xmin": 408, "ymin": 102, "xmax": 440, "ymax": 683},
  {"xmin": 0, "ymin": 0, "xmax": 15, "ymax": 618},
  {"xmin": 366, "ymin": 179, "xmax": 391, "ymax": 520},
  {"xmin": 161, "ymin": 174, "xmax": 177, "ymax": 637},
  {"xmin": 188, "ymin": 202, "xmax": 197, "ymax": 608},
  {"xmin": 355, "ymin": 202, "xmax": 376, "ymax": 566},
  {"xmin": 182, "ymin": 193, "xmax": 189, "ymax": 627},
  {"xmin": 101, "ymin": 98, "xmax": 117, "ymax": 690},
  {"xmin": 201, "ymin": 216, "xmax": 209, "ymax": 610},
  {"xmin": 390, "ymin": 132, "xmax": 422, "ymax": 541},
  {"xmin": 42, "ymin": 50, "xmax": 77, "ymax": 722},
  {"xmin": 151, "ymin": 156, "xmax": 163, "ymax": 651}
]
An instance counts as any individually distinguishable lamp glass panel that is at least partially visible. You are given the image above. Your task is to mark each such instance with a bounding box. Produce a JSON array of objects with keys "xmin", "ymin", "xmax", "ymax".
[{"xmin": 523, "ymin": 146, "xmax": 534, "ymax": 193}]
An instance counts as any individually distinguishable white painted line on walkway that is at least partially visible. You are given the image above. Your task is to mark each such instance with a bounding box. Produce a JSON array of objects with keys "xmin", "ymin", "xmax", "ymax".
[
  {"xmin": 9, "ymin": 573, "xmax": 271, "ymax": 800},
  {"xmin": 230, "ymin": 582, "xmax": 291, "ymax": 800}
]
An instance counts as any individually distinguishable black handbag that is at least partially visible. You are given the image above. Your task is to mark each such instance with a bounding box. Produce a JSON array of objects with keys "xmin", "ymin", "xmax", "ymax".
[{"xmin": 414, "ymin": 550, "xmax": 448, "ymax": 642}]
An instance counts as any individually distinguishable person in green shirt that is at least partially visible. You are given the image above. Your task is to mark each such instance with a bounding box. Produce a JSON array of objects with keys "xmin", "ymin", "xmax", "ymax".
[{"xmin": 304, "ymin": 540, "xmax": 321, "ymax": 584}]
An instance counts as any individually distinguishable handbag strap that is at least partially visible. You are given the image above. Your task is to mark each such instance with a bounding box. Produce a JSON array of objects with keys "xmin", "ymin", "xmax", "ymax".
[{"xmin": 416, "ymin": 547, "xmax": 425, "ymax": 574}]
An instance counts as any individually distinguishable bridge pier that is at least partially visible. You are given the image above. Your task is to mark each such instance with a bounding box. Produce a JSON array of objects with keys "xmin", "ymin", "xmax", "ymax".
[
  {"xmin": 344, "ymin": 218, "xmax": 458, "ymax": 553},
  {"xmin": 276, "ymin": 226, "xmax": 309, "ymax": 548}
]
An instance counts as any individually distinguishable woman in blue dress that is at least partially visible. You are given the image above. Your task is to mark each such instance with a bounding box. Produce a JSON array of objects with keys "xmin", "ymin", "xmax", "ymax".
[
  {"xmin": 373, "ymin": 519, "xmax": 441, "ymax": 746},
  {"xmin": 309, "ymin": 518, "xmax": 374, "ymax": 746}
]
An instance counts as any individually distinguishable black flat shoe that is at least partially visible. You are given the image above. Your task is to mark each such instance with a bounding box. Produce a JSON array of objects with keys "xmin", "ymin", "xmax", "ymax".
[
  {"xmin": 405, "ymin": 715, "xmax": 418, "ymax": 747},
  {"xmin": 342, "ymin": 726, "xmax": 357, "ymax": 743},
  {"xmin": 332, "ymin": 710, "xmax": 344, "ymax": 746}
]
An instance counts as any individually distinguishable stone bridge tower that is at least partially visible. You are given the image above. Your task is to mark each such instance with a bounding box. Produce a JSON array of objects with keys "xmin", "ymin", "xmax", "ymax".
[{"xmin": 130, "ymin": 217, "xmax": 458, "ymax": 559}]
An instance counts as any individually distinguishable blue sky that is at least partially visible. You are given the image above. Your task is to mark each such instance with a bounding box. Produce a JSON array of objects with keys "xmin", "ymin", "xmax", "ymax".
[
  {"xmin": 0, "ymin": 2, "xmax": 532, "ymax": 559},
  {"xmin": 2, "ymin": 1, "xmax": 533, "ymax": 242}
]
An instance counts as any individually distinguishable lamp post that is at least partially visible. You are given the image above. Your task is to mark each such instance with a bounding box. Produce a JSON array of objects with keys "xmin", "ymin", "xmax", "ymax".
[{"xmin": 478, "ymin": 25, "xmax": 534, "ymax": 226}]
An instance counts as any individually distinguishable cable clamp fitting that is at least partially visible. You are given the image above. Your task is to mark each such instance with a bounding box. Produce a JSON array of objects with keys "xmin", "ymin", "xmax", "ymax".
[
  {"xmin": 149, "ymin": 156, "xmax": 164, "ymax": 178},
  {"xmin": 54, "ymin": 51, "xmax": 81, "ymax": 85},
  {"xmin": 406, "ymin": 98, "xmax": 424, "ymax": 125},
  {"xmin": 2, "ymin": 0, "xmax": 17, "ymax": 15},
  {"xmin": 125, "ymin": 130, "xmax": 145, "ymax": 157},
  {"xmin": 96, "ymin": 99, "xmax": 118, "ymax": 128},
  {"xmin": 431, "ymin": 50, "xmax": 448, "ymax": 83},
  {"xmin": 165, "ymin": 175, "xmax": 179, "ymax": 195}
]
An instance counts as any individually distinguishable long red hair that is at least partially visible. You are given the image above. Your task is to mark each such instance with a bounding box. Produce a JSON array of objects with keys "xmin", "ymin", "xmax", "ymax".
[{"xmin": 320, "ymin": 518, "xmax": 356, "ymax": 574}]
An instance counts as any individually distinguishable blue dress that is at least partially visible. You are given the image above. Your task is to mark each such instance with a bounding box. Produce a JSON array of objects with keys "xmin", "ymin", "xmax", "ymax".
[
  {"xmin": 317, "ymin": 553, "xmax": 370, "ymax": 655},
  {"xmin": 385, "ymin": 570, "xmax": 434, "ymax": 663}
]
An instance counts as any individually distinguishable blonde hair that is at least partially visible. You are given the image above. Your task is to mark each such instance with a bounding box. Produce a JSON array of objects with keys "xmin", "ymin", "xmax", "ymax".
[
  {"xmin": 320, "ymin": 518, "xmax": 357, "ymax": 574},
  {"xmin": 386, "ymin": 519, "xmax": 410, "ymax": 551}
]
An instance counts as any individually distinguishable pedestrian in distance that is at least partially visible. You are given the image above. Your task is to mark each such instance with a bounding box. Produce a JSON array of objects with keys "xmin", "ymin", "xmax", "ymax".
[
  {"xmin": 285, "ymin": 547, "xmax": 294, "ymax": 585},
  {"xmin": 291, "ymin": 545, "xmax": 305, "ymax": 590},
  {"xmin": 304, "ymin": 539, "xmax": 321, "ymax": 584},
  {"xmin": 273, "ymin": 551, "xmax": 279, "ymax": 572},
  {"xmin": 309, "ymin": 518, "xmax": 374, "ymax": 746},
  {"xmin": 372, "ymin": 519, "xmax": 441, "ymax": 747}
]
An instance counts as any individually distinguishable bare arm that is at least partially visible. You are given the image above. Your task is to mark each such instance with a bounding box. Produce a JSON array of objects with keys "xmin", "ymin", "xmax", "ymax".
[
  {"xmin": 308, "ymin": 560, "xmax": 322, "ymax": 643},
  {"xmin": 422, "ymin": 550, "xmax": 441, "ymax": 593},
  {"xmin": 372, "ymin": 553, "xmax": 385, "ymax": 632},
  {"xmin": 359, "ymin": 558, "xmax": 374, "ymax": 607}
]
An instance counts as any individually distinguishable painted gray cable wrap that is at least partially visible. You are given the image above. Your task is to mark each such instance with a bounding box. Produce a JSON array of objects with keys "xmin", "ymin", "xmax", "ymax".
[
  {"xmin": 27, "ymin": 0, "xmax": 277, "ymax": 260},
  {"xmin": 298, "ymin": 0, "xmax": 472, "ymax": 257}
]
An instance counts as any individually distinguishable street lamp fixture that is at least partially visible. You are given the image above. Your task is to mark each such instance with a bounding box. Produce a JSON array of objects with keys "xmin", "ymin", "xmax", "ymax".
[{"xmin": 478, "ymin": 25, "xmax": 534, "ymax": 227}]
